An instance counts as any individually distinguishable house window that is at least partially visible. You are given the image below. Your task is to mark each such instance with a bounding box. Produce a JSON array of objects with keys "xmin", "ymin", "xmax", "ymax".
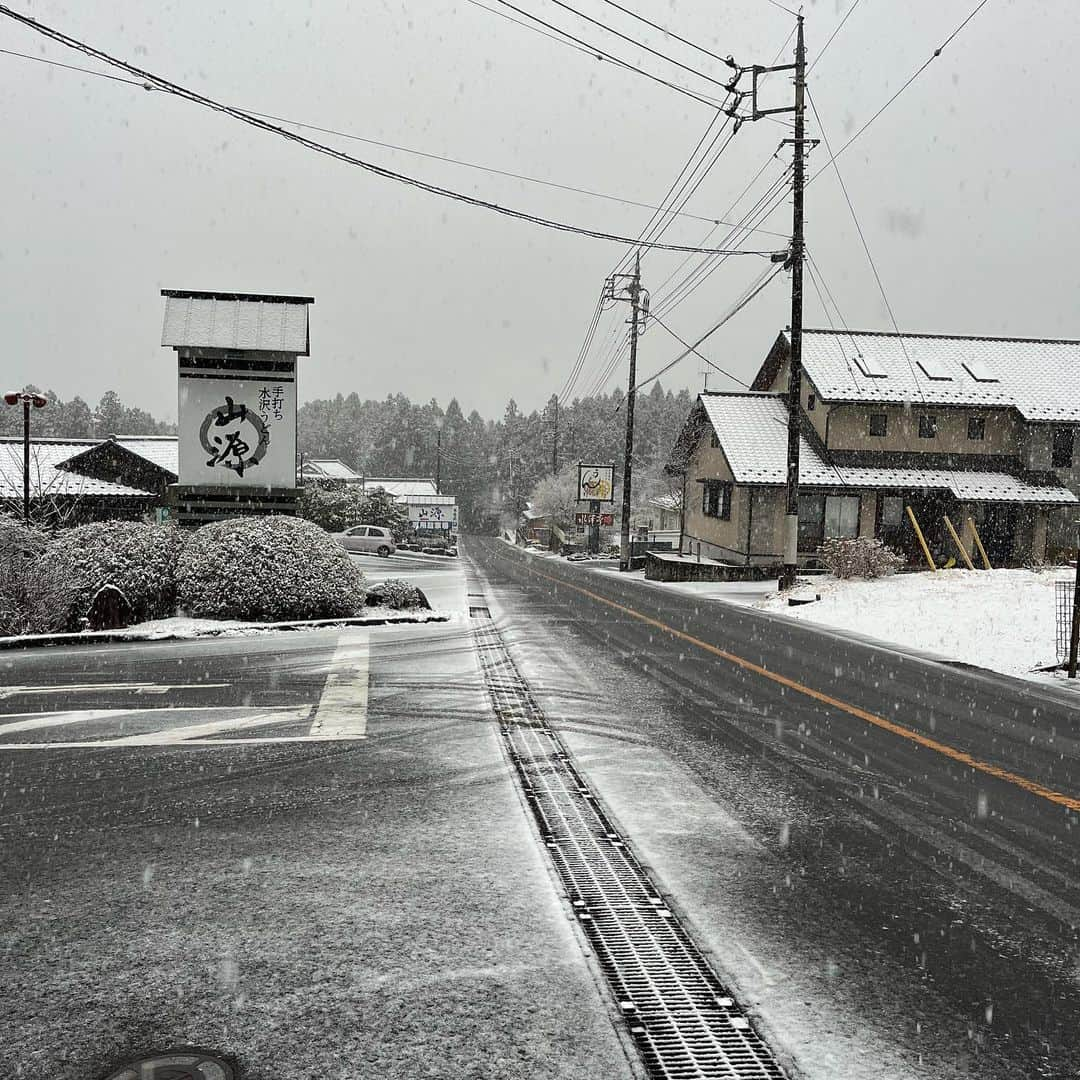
[
  {"xmin": 881, "ymin": 496, "xmax": 904, "ymax": 529},
  {"xmin": 807, "ymin": 393, "xmax": 816, "ymax": 411},
  {"xmin": 868, "ymin": 413, "xmax": 888, "ymax": 438},
  {"xmin": 918, "ymin": 414, "xmax": 938, "ymax": 439},
  {"xmin": 798, "ymin": 493, "xmax": 825, "ymax": 550},
  {"xmin": 967, "ymin": 416, "xmax": 985, "ymax": 441},
  {"xmin": 702, "ymin": 480, "xmax": 731, "ymax": 520},
  {"xmin": 824, "ymin": 494, "xmax": 861, "ymax": 539},
  {"xmin": 1052, "ymin": 426, "xmax": 1075, "ymax": 468},
  {"xmin": 710, "ymin": 432, "xmax": 721, "ymax": 449}
]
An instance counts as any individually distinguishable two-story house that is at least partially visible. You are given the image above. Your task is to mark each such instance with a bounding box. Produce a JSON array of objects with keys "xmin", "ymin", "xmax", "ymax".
[{"xmin": 668, "ymin": 329, "xmax": 1080, "ymax": 567}]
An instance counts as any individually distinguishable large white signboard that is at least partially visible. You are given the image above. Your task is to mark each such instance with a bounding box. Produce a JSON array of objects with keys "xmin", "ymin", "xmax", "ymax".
[
  {"xmin": 410, "ymin": 500, "xmax": 459, "ymax": 531},
  {"xmin": 179, "ymin": 375, "xmax": 297, "ymax": 487}
]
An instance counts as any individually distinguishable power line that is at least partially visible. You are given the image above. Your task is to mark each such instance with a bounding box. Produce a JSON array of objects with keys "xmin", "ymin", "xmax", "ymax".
[
  {"xmin": 530, "ymin": 0, "xmax": 735, "ymax": 91},
  {"xmin": 594, "ymin": 0, "xmax": 738, "ymax": 68},
  {"xmin": 649, "ymin": 315, "xmax": 750, "ymax": 389},
  {"xmin": 1, "ymin": 42, "xmax": 751, "ymax": 231},
  {"xmin": 810, "ymin": 0, "xmax": 993, "ymax": 176},
  {"xmin": 628, "ymin": 263, "xmax": 785, "ymax": 396},
  {"xmin": 808, "ymin": 0, "xmax": 864, "ymax": 74},
  {"xmin": 762, "ymin": 0, "xmax": 799, "ymax": 17},
  {"xmin": 806, "ymin": 87, "xmax": 925, "ymax": 400},
  {"xmin": 466, "ymin": 0, "xmax": 723, "ymax": 107},
  {"xmin": 0, "ymin": 4, "xmax": 781, "ymax": 257}
]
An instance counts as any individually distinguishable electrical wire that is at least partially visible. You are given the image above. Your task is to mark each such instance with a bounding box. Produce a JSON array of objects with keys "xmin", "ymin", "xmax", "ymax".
[
  {"xmin": 652, "ymin": 164, "xmax": 792, "ymax": 316},
  {"xmin": 2, "ymin": 43, "xmax": 748, "ymax": 231},
  {"xmin": 527, "ymin": 0, "xmax": 734, "ymax": 91},
  {"xmin": 0, "ymin": 4, "xmax": 781, "ymax": 257},
  {"xmin": 467, "ymin": 0, "xmax": 724, "ymax": 107},
  {"xmin": 628, "ymin": 263, "xmax": 785, "ymax": 396},
  {"xmin": 807, "ymin": 0, "xmax": 863, "ymax": 73},
  {"xmin": 806, "ymin": 87, "xmax": 925, "ymax": 400},
  {"xmin": 594, "ymin": 0, "xmax": 738, "ymax": 68},
  {"xmin": 649, "ymin": 315, "xmax": 750, "ymax": 388},
  {"xmin": 809, "ymin": 0, "xmax": 993, "ymax": 178},
  {"xmin": 560, "ymin": 289, "xmax": 606, "ymax": 402}
]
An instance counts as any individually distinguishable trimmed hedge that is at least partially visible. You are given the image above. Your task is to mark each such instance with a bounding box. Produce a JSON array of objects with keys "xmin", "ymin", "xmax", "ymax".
[
  {"xmin": 42, "ymin": 521, "xmax": 186, "ymax": 631},
  {"xmin": 176, "ymin": 516, "xmax": 366, "ymax": 621},
  {"xmin": 365, "ymin": 578, "xmax": 430, "ymax": 610}
]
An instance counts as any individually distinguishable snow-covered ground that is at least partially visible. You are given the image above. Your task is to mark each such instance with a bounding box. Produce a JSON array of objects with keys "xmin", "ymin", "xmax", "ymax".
[
  {"xmin": 753, "ymin": 568, "xmax": 1075, "ymax": 682},
  {"xmin": 580, "ymin": 559, "xmax": 1077, "ymax": 685}
]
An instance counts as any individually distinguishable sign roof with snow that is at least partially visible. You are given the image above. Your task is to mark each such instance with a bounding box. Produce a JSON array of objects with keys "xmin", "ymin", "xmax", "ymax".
[{"xmin": 161, "ymin": 290, "xmax": 314, "ymax": 355}]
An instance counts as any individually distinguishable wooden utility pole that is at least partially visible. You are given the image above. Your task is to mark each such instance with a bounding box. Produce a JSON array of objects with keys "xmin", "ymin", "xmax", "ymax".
[
  {"xmin": 780, "ymin": 16, "xmax": 807, "ymax": 591},
  {"xmin": 619, "ymin": 252, "xmax": 643, "ymax": 573},
  {"xmin": 551, "ymin": 395, "xmax": 559, "ymax": 475}
]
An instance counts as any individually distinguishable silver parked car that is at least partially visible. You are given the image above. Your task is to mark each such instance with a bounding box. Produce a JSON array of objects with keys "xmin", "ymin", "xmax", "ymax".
[{"xmin": 335, "ymin": 525, "xmax": 397, "ymax": 557}]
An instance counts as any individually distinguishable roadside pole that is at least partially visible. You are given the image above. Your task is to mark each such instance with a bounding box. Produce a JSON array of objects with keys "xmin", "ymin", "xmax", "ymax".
[
  {"xmin": 618, "ymin": 253, "xmax": 642, "ymax": 573},
  {"xmin": 1069, "ymin": 521, "xmax": 1080, "ymax": 679},
  {"xmin": 780, "ymin": 17, "xmax": 807, "ymax": 591},
  {"xmin": 590, "ymin": 499, "xmax": 600, "ymax": 555}
]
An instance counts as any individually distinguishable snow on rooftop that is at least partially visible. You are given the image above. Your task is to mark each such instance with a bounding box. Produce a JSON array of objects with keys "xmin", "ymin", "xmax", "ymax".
[
  {"xmin": 698, "ymin": 392, "xmax": 1077, "ymax": 505},
  {"xmin": 795, "ymin": 329, "xmax": 1080, "ymax": 421},
  {"xmin": 365, "ymin": 478, "xmax": 438, "ymax": 498},
  {"xmin": 0, "ymin": 439, "xmax": 155, "ymax": 499}
]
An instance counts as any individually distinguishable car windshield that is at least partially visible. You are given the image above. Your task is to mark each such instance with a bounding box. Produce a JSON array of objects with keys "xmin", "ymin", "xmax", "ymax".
[{"xmin": 3, "ymin": 4, "xmax": 1079, "ymax": 1080}]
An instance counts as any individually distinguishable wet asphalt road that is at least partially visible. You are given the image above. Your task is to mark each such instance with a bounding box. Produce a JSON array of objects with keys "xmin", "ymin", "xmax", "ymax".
[{"xmin": 466, "ymin": 536, "xmax": 1080, "ymax": 1079}]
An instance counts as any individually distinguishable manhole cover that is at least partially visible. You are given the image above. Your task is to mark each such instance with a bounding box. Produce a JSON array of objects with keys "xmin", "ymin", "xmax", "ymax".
[{"xmin": 103, "ymin": 1049, "xmax": 235, "ymax": 1080}]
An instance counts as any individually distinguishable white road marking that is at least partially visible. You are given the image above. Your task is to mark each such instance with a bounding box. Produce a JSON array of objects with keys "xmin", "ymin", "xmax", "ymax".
[
  {"xmin": 0, "ymin": 683, "xmax": 229, "ymax": 700},
  {"xmin": 0, "ymin": 706, "xmax": 232, "ymax": 736},
  {"xmin": 308, "ymin": 633, "xmax": 370, "ymax": 738},
  {"xmin": 106, "ymin": 709, "xmax": 311, "ymax": 745},
  {"xmin": 0, "ymin": 735, "xmax": 366, "ymax": 749}
]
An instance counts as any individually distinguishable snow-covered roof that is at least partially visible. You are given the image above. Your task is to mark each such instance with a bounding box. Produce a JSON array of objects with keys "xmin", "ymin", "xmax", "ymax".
[
  {"xmin": 408, "ymin": 494, "xmax": 457, "ymax": 505},
  {"xmin": 647, "ymin": 493, "xmax": 681, "ymax": 511},
  {"xmin": 304, "ymin": 458, "xmax": 362, "ymax": 481},
  {"xmin": 696, "ymin": 392, "xmax": 1077, "ymax": 505},
  {"xmin": 787, "ymin": 329, "xmax": 1080, "ymax": 422},
  {"xmin": 0, "ymin": 439, "xmax": 155, "ymax": 499},
  {"xmin": 365, "ymin": 478, "xmax": 438, "ymax": 498},
  {"xmin": 161, "ymin": 290, "xmax": 313, "ymax": 354},
  {"xmin": 114, "ymin": 436, "xmax": 179, "ymax": 474}
]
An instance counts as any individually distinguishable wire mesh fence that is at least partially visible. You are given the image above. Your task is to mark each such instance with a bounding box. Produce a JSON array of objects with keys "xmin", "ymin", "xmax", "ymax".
[{"xmin": 1056, "ymin": 581, "xmax": 1074, "ymax": 665}]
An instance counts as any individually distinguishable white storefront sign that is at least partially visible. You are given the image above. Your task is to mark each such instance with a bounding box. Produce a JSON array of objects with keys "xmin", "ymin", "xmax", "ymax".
[
  {"xmin": 410, "ymin": 500, "xmax": 458, "ymax": 531},
  {"xmin": 178, "ymin": 374, "xmax": 297, "ymax": 488}
]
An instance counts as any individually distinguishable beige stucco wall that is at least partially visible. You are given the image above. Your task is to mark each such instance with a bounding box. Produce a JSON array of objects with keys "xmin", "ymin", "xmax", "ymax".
[
  {"xmin": 681, "ymin": 431, "xmax": 748, "ymax": 561},
  {"xmin": 825, "ymin": 403, "xmax": 1018, "ymax": 455}
]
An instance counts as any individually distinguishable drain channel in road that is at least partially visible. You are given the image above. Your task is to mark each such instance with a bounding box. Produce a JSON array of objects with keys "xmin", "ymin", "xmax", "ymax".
[{"xmin": 469, "ymin": 605, "xmax": 787, "ymax": 1080}]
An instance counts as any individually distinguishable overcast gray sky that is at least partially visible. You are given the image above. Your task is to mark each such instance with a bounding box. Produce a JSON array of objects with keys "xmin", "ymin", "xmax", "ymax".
[{"xmin": 1, "ymin": 0, "xmax": 1077, "ymax": 422}]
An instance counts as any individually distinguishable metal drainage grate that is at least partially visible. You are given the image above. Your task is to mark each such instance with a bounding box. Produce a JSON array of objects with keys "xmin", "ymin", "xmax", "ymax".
[{"xmin": 470, "ymin": 611, "xmax": 787, "ymax": 1080}]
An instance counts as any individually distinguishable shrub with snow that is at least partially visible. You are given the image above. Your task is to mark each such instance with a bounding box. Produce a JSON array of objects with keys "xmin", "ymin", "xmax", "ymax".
[
  {"xmin": 176, "ymin": 515, "xmax": 366, "ymax": 621},
  {"xmin": 365, "ymin": 578, "xmax": 430, "ymax": 610},
  {"xmin": 818, "ymin": 536, "xmax": 904, "ymax": 580},
  {"xmin": 0, "ymin": 516, "xmax": 51, "ymax": 636},
  {"xmin": 38, "ymin": 521, "xmax": 186, "ymax": 632}
]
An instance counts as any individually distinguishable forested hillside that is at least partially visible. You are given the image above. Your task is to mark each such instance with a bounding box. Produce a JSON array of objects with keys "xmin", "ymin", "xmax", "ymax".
[{"xmin": 298, "ymin": 383, "xmax": 693, "ymax": 529}]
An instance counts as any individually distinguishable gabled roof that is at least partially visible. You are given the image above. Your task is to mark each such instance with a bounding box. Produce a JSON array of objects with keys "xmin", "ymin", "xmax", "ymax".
[
  {"xmin": 365, "ymin": 478, "xmax": 438, "ymax": 498},
  {"xmin": 678, "ymin": 392, "xmax": 1077, "ymax": 505},
  {"xmin": 161, "ymin": 290, "xmax": 313, "ymax": 354},
  {"xmin": 60, "ymin": 435, "xmax": 179, "ymax": 479},
  {"xmin": 303, "ymin": 458, "xmax": 362, "ymax": 482},
  {"xmin": 754, "ymin": 329, "xmax": 1080, "ymax": 422},
  {"xmin": 0, "ymin": 439, "xmax": 155, "ymax": 499}
]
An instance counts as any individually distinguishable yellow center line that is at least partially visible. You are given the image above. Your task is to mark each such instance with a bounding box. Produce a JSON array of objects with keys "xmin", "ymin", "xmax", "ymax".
[{"xmin": 522, "ymin": 559, "xmax": 1080, "ymax": 814}]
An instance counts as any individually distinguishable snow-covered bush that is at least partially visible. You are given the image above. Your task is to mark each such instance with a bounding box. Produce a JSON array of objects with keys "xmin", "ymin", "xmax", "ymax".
[
  {"xmin": 41, "ymin": 521, "xmax": 186, "ymax": 631},
  {"xmin": 819, "ymin": 537, "xmax": 904, "ymax": 580},
  {"xmin": 176, "ymin": 515, "xmax": 366, "ymax": 621},
  {"xmin": 0, "ymin": 516, "xmax": 51, "ymax": 635},
  {"xmin": 365, "ymin": 578, "xmax": 430, "ymax": 610}
]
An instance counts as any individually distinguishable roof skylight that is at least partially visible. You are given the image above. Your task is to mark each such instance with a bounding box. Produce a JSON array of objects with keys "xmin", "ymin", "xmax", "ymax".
[
  {"xmin": 853, "ymin": 353, "xmax": 888, "ymax": 378},
  {"xmin": 961, "ymin": 358, "xmax": 1000, "ymax": 382},
  {"xmin": 915, "ymin": 356, "xmax": 954, "ymax": 381}
]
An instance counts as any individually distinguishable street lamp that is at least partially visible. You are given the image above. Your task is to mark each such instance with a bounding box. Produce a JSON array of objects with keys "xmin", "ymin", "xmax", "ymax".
[{"xmin": 3, "ymin": 391, "xmax": 48, "ymax": 526}]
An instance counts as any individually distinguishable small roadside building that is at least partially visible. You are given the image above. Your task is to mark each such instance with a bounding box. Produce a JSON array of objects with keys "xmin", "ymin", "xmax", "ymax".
[
  {"xmin": 300, "ymin": 459, "xmax": 363, "ymax": 485},
  {"xmin": 363, "ymin": 477, "xmax": 458, "ymax": 535},
  {"xmin": 668, "ymin": 329, "xmax": 1080, "ymax": 568}
]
